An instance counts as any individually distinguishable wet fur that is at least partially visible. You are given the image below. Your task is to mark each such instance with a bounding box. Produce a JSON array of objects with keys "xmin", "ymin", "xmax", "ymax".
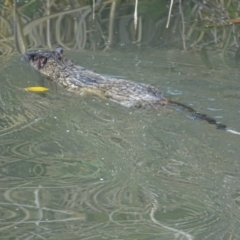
[{"xmin": 25, "ymin": 48, "xmax": 226, "ymax": 130}]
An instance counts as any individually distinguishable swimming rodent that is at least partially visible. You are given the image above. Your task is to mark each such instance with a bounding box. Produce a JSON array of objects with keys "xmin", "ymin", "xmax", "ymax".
[{"xmin": 24, "ymin": 48, "xmax": 240, "ymax": 135}]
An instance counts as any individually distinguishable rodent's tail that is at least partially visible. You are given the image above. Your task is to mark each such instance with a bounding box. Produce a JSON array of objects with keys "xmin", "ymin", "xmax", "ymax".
[{"xmin": 169, "ymin": 100, "xmax": 227, "ymax": 130}]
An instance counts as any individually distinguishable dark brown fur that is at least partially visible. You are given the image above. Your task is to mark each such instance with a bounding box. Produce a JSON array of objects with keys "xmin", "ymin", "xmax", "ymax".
[{"xmin": 24, "ymin": 48, "xmax": 226, "ymax": 130}]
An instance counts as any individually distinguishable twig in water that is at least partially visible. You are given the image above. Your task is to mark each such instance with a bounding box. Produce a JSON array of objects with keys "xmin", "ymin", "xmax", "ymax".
[
  {"xmin": 92, "ymin": 0, "xmax": 95, "ymax": 20},
  {"xmin": 134, "ymin": 0, "xmax": 138, "ymax": 31},
  {"xmin": 166, "ymin": 0, "xmax": 173, "ymax": 28},
  {"xmin": 179, "ymin": 0, "xmax": 186, "ymax": 50}
]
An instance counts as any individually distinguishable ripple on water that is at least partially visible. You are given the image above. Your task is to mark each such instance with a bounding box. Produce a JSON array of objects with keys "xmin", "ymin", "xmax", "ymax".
[{"xmin": 1, "ymin": 53, "xmax": 240, "ymax": 239}]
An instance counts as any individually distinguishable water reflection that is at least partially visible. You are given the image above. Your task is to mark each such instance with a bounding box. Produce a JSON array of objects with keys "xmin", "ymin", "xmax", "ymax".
[
  {"xmin": 1, "ymin": 0, "xmax": 240, "ymax": 239},
  {"xmin": 1, "ymin": 0, "xmax": 240, "ymax": 55}
]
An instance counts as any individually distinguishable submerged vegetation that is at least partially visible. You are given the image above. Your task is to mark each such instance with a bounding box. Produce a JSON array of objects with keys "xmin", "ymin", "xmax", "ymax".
[{"xmin": 1, "ymin": 1, "xmax": 240, "ymax": 239}]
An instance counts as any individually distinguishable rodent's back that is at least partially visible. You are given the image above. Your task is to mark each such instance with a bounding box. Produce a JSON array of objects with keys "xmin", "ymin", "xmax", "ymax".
[{"xmin": 25, "ymin": 48, "xmax": 168, "ymax": 107}]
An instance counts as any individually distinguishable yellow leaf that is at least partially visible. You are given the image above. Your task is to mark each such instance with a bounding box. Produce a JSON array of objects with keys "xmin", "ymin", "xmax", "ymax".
[{"xmin": 24, "ymin": 86, "xmax": 49, "ymax": 92}]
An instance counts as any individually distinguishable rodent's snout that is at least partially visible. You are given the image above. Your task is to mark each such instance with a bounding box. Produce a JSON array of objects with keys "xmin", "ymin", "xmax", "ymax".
[{"xmin": 24, "ymin": 52, "xmax": 33, "ymax": 62}]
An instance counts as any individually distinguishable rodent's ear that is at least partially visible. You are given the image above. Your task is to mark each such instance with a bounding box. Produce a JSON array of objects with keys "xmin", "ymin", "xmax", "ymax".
[
  {"xmin": 38, "ymin": 56, "xmax": 47, "ymax": 69},
  {"xmin": 56, "ymin": 47, "xmax": 63, "ymax": 54}
]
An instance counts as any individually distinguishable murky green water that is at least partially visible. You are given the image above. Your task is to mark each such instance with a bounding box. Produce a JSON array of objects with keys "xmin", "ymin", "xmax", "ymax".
[
  {"xmin": 1, "ymin": 49, "xmax": 240, "ymax": 239},
  {"xmin": 1, "ymin": 0, "xmax": 240, "ymax": 239}
]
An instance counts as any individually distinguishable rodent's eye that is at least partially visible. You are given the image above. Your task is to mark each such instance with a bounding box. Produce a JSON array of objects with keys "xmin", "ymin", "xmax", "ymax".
[{"xmin": 37, "ymin": 56, "xmax": 48, "ymax": 69}]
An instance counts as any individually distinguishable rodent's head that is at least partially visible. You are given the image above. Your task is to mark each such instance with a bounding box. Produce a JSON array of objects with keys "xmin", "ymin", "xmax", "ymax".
[{"xmin": 25, "ymin": 48, "xmax": 73, "ymax": 79}]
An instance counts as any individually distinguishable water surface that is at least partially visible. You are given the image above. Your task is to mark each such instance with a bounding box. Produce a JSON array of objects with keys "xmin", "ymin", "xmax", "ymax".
[
  {"xmin": 1, "ymin": 49, "xmax": 240, "ymax": 239},
  {"xmin": 1, "ymin": 0, "xmax": 240, "ymax": 239}
]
